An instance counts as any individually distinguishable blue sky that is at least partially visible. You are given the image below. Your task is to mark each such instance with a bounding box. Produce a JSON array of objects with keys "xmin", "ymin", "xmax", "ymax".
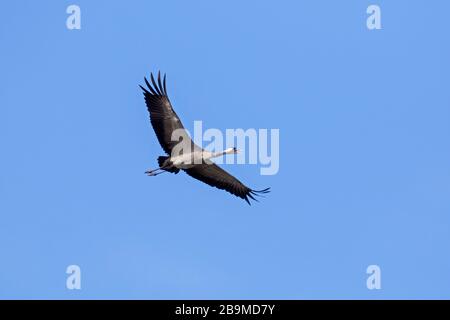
[{"xmin": 1, "ymin": 0, "xmax": 449, "ymax": 299}]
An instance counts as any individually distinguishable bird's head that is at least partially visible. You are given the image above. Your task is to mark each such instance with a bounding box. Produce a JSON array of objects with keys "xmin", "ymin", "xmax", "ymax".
[{"xmin": 225, "ymin": 147, "xmax": 240, "ymax": 154}]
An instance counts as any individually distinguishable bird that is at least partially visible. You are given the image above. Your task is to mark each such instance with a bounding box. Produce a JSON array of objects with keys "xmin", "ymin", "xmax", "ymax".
[{"xmin": 139, "ymin": 71, "xmax": 270, "ymax": 205}]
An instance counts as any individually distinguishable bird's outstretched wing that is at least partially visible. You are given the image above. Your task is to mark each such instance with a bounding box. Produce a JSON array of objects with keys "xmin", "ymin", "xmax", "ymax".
[
  {"xmin": 140, "ymin": 72, "xmax": 195, "ymax": 155},
  {"xmin": 183, "ymin": 163, "xmax": 270, "ymax": 205}
]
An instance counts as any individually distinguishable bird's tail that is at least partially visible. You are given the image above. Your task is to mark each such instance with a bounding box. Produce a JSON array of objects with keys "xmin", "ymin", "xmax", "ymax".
[
  {"xmin": 157, "ymin": 156, "xmax": 169, "ymax": 168},
  {"xmin": 157, "ymin": 156, "xmax": 180, "ymax": 174}
]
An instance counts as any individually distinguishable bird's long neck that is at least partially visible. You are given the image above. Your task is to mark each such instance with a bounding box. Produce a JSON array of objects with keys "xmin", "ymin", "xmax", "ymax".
[{"xmin": 210, "ymin": 150, "xmax": 228, "ymax": 158}]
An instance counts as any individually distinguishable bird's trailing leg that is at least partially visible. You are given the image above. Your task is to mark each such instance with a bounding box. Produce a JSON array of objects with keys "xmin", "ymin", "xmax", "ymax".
[
  {"xmin": 145, "ymin": 168, "xmax": 162, "ymax": 176},
  {"xmin": 148, "ymin": 170, "xmax": 167, "ymax": 176},
  {"xmin": 145, "ymin": 167, "xmax": 168, "ymax": 176}
]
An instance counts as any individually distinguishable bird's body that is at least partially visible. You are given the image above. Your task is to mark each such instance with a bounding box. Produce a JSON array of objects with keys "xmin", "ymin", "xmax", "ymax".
[
  {"xmin": 140, "ymin": 72, "xmax": 270, "ymax": 205},
  {"xmin": 163, "ymin": 149, "xmax": 231, "ymax": 169},
  {"xmin": 167, "ymin": 152, "xmax": 200, "ymax": 169}
]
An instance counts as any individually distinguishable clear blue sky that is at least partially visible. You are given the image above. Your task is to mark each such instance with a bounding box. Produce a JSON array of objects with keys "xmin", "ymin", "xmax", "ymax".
[{"xmin": 1, "ymin": 0, "xmax": 449, "ymax": 299}]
